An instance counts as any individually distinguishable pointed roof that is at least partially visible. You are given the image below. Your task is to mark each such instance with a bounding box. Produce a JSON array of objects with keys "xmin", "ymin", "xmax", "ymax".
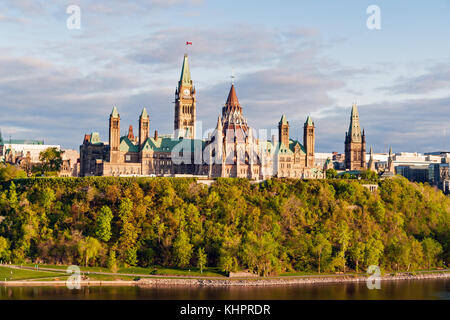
[
  {"xmin": 179, "ymin": 54, "xmax": 191, "ymax": 86},
  {"xmin": 279, "ymin": 114, "xmax": 288, "ymax": 125},
  {"xmin": 140, "ymin": 107, "xmax": 149, "ymax": 119},
  {"xmin": 127, "ymin": 125, "xmax": 135, "ymax": 140},
  {"xmin": 225, "ymin": 84, "xmax": 240, "ymax": 109},
  {"xmin": 348, "ymin": 102, "xmax": 362, "ymax": 143},
  {"xmin": 305, "ymin": 115, "xmax": 313, "ymax": 126},
  {"xmin": 215, "ymin": 117, "xmax": 222, "ymax": 130},
  {"xmin": 111, "ymin": 106, "xmax": 119, "ymax": 117}
]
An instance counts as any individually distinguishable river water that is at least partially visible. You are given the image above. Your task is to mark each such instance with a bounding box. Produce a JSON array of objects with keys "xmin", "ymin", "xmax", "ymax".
[{"xmin": 0, "ymin": 279, "xmax": 448, "ymax": 300}]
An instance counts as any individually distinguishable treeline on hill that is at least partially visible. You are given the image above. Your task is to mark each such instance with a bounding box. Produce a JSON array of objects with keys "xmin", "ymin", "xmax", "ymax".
[{"xmin": 0, "ymin": 177, "xmax": 448, "ymax": 276}]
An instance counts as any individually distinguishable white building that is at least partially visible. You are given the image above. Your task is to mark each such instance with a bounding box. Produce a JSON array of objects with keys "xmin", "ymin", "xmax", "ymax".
[{"xmin": 0, "ymin": 138, "xmax": 60, "ymax": 163}]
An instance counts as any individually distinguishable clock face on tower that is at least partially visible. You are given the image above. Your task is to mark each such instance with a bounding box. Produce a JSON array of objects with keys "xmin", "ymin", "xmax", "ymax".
[{"xmin": 183, "ymin": 89, "xmax": 190, "ymax": 96}]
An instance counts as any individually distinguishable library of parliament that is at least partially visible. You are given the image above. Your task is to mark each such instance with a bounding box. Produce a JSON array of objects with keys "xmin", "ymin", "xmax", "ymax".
[{"xmin": 79, "ymin": 54, "xmax": 327, "ymax": 179}]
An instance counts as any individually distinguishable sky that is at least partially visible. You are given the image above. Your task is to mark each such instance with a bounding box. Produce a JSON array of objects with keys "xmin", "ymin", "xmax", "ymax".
[{"xmin": 0, "ymin": 0, "xmax": 449, "ymax": 153}]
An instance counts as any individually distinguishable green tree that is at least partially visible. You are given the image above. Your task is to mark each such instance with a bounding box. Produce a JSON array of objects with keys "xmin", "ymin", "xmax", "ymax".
[
  {"xmin": 173, "ymin": 230, "xmax": 193, "ymax": 268},
  {"xmin": 0, "ymin": 236, "xmax": 11, "ymax": 261},
  {"xmin": 219, "ymin": 255, "xmax": 235, "ymax": 274},
  {"xmin": 0, "ymin": 164, "xmax": 27, "ymax": 181},
  {"xmin": 312, "ymin": 233, "xmax": 331, "ymax": 273},
  {"xmin": 364, "ymin": 238, "xmax": 384, "ymax": 267},
  {"xmin": 349, "ymin": 242, "xmax": 365, "ymax": 272},
  {"xmin": 95, "ymin": 206, "xmax": 114, "ymax": 242},
  {"xmin": 326, "ymin": 168, "xmax": 338, "ymax": 179},
  {"xmin": 422, "ymin": 238, "xmax": 443, "ymax": 269},
  {"xmin": 107, "ymin": 247, "xmax": 118, "ymax": 272},
  {"xmin": 34, "ymin": 147, "xmax": 63, "ymax": 175},
  {"xmin": 197, "ymin": 247, "xmax": 207, "ymax": 273},
  {"xmin": 78, "ymin": 237, "xmax": 102, "ymax": 266},
  {"xmin": 360, "ymin": 169, "xmax": 379, "ymax": 181}
]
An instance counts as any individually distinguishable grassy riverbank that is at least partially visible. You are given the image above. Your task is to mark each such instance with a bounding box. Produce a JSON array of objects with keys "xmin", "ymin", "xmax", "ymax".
[{"xmin": 1, "ymin": 264, "xmax": 449, "ymax": 285}]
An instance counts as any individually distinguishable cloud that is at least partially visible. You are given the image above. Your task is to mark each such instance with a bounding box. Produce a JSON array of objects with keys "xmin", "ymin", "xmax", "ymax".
[
  {"xmin": 381, "ymin": 63, "xmax": 450, "ymax": 95},
  {"xmin": 0, "ymin": 10, "xmax": 448, "ymax": 156},
  {"xmin": 314, "ymin": 96, "xmax": 450, "ymax": 153}
]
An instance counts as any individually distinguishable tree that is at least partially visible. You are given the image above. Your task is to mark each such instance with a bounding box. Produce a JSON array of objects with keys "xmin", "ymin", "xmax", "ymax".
[
  {"xmin": 312, "ymin": 233, "xmax": 331, "ymax": 273},
  {"xmin": 326, "ymin": 169, "xmax": 338, "ymax": 179},
  {"xmin": 0, "ymin": 236, "xmax": 11, "ymax": 261},
  {"xmin": 219, "ymin": 254, "xmax": 235, "ymax": 274},
  {"xmin": 78, "ymin": 237, "xmax": 102, "ymax": 266},
  {"xmin": 349, "ymin": 242, "xmax": 365, "ymax": 272},
  {"xmin": 107, "ymin": 247, "xmax": 118, "ymax": 272},
  {"xmin": 0, "ymin": 164, "xmax": 27, "ymax": 181},
  {"xmin": 95, "ymin": 206, "xmax": 113, "ymax": 242},
  {"xmin": 335, "ymin": 222, "xmax": 352, "ymax": 272},
  {"xmin": 173, "ymin": 230, "xmax": 193, "ymax": 268},
  {"xmin": 34, "ymin": 147, "xmax": 63, "ymax": 175},
  {"xmin": 360, "ymin": 169, "xmax": 379, "ymax": 181},
  {"xmin": 117, "ymin": 198, "xmax": 139, "ymax": 265},
  {"xmin": 422, "ymin": 238, "xmax": 442, "ymax": 269},
  {"xmin": 364, "ymin": 238, "xmax": 384, "ymax": 267},
  {"xmin": 197, "ymin": 247, "xmax": 207, "ymax": 273}
]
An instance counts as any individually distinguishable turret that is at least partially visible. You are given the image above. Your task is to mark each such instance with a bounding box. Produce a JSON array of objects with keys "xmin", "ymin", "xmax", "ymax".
[
  {"xmin": 278, "ymin": 114, "xmax": 289, "ymax": 147},
  {"xmin": 304, "ymin": 115, "xmax": 315, "ymax": 168},
  {"xmin": 139, "ymin": 107, "xmax": 149, "ymax": 146},
  {"xmin": 109, "ymin": 106, "xmax": 120, "ymax": 163},
  {"xmin": 368, "ymin": 147, "xmax": 376, "ymax": 171}
]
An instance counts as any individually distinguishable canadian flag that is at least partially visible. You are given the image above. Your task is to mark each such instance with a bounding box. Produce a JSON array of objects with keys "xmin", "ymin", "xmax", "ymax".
[{"xmin": 186, "ymin": 41, "xmax": 192, "ymax": 45}]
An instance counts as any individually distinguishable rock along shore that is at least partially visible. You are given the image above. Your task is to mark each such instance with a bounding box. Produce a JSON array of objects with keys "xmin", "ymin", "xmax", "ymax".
[
  {"xmin": 0, "ymin": 271, "xmax": 448, "ymax": 287},
  {"xmin": 136, "ymin": 272, "xmax": 450, "ymax": 287}
]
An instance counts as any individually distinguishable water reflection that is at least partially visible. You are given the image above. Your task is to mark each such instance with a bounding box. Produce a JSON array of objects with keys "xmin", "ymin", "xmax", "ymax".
[{"xmin": 0, "ymin": 279, "xmax": 448, "ymax": 300}]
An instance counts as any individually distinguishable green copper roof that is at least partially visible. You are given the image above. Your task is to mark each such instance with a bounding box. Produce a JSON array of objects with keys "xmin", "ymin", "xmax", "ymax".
[
  {"xmin": 279, "ymin": 114, "xmax": 288, "ymax": 125},
  {"xmin": 111, "ymin": 106, "xmax": 119, "ymax": 117},
  {"xmin": 263, "ymin": 139, "xmax": 305, "ymax": 155},
  {"xmin": 0, "ymin": 139, "xmax": 44, "ymax": 146},
  {"xmin": 142, "ymin": 136, "xmax": 205, "ymax": 153},
  {"xmin": 305, "ymin": 115, "xmax": 313, "ymax": 126},
  {"xmin": 119, "ymin": 136, "xmax": 139, "ymax": 152},
  {"xmin": 140, "ymin": 107, "xmax": 149, "ymax": 119},
  {"xmin": 179, "ymin": 54, "xmax": 191, "ymax": 86},
  {"xmin": 90, "ymin": 132, "xmax": 102, "ymax": 145}
]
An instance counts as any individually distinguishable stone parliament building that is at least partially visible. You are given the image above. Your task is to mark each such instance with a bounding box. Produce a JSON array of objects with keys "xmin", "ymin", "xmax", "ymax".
[{"xmin": 80, "ymin": 54, "xmax": 325, "ymax": 179}]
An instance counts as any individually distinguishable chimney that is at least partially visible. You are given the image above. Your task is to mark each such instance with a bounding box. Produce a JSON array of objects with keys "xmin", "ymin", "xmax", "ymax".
[{"xmin": 154, "ymin": 130, "xmax": 158, "ymax": 140}]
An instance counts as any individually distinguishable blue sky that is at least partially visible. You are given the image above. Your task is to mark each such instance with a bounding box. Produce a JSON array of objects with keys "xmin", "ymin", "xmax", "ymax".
[{"xmin": 0, "ymin": 0, "xmax": 449, "ymax": 152}]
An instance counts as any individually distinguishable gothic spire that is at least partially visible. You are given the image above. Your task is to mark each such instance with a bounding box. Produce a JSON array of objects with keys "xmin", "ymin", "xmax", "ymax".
[
  {"xmin": 140, "ymin": 107, "xmax": 149, "ymax": 119},
  {"xmin": 348, "ymin": 102, "xmax": 362, "ymax": 143},
  {"xmin": 179, "ymin": 54, "xmax": 191, "ymax": 87},
  {"xmin": 225, "ymin": 84, "xmax": 240, "ymax": 110},
  {"xmin": 279, "ymin": 114, "xmax": 288, "ymax": 125},
  {"xmin": 127, "ymin": 125, "xmax": 134, "ymax": 140},
  {"xmin": 111, "ymin": 106, "xmax": 119, "ymax": 117}
]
